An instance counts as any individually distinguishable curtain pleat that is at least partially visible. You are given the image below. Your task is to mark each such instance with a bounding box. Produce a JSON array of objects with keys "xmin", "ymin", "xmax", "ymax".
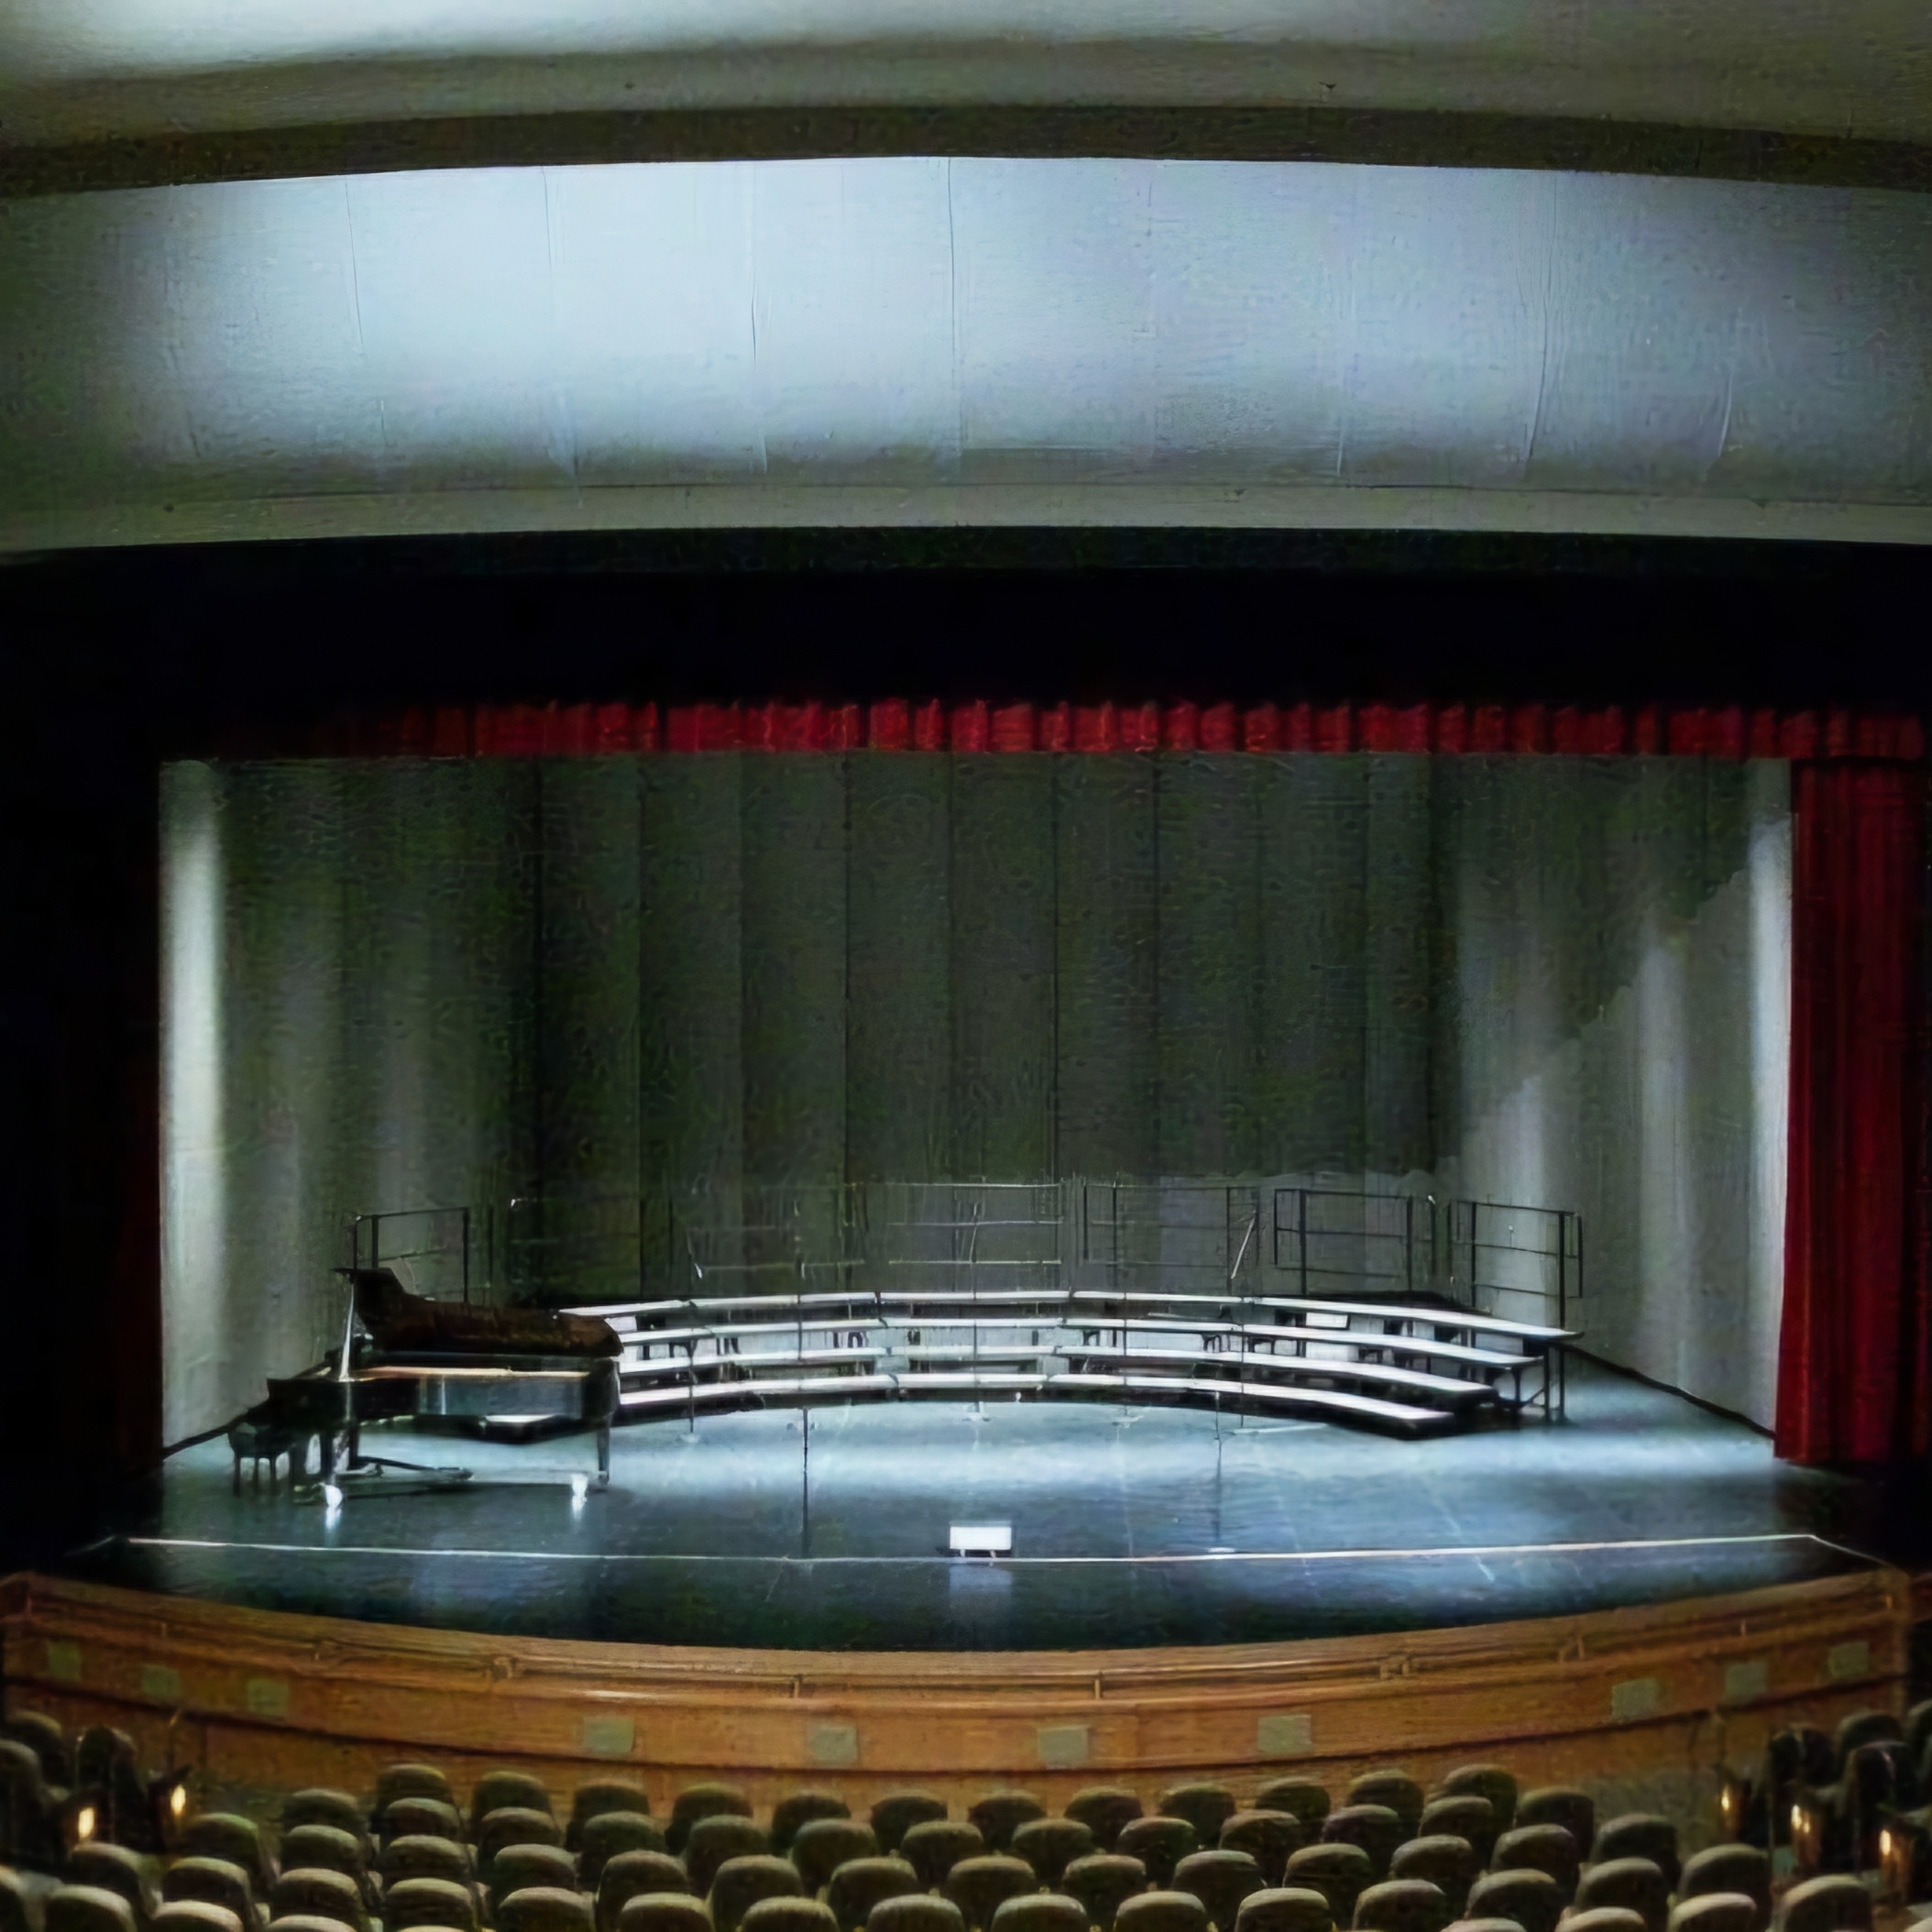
[{"xmin": 311, "ymin": 701, "xmax": 1925, "ymax": 761}]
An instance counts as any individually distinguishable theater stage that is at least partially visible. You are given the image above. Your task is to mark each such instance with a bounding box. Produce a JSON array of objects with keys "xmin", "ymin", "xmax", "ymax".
[{"xmin": 53, "ymin": 1358, "xmax": 1913, "ymax": 1652}]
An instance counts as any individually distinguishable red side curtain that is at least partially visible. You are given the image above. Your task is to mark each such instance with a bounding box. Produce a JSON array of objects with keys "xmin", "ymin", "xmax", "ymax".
[{"xmin": 1776, "ymin": 761, "xmax": 1931, "ymax": 1464}]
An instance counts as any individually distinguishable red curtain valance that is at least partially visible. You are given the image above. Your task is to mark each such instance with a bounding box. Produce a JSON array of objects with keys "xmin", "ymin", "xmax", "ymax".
[{"xmin": 317, "ymin": 701, "xmax": 1925, "ymax": 760}]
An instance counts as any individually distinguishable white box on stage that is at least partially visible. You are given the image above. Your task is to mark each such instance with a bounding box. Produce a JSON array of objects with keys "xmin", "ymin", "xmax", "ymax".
[{"xmin": 950, "ymin": 1523, "xmax": 1013, "ymax": 1555}]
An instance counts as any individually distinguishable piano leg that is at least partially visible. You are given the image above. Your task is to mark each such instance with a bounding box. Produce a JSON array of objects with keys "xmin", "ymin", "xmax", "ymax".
[{"xmin": 597, "ymin": 1423, "xmax": 611, "ymax": 1488}]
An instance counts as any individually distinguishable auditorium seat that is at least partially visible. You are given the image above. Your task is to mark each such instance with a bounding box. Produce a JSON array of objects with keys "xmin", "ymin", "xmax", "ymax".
[
  {"xmin": 1116, "ymin": 1821, "xmax": 1197, "ymax": 1890},
  {"xmin": 471, "ymin": 1778, "xmax": 555, "ymax": 1837},
  {"xmin": 1674, "ymin": 1848, "xmax": 1768, "ymax": 1928},
  {"xmin": 477, "ymin": 1810, "xmax": 564, "ymax": 1872},
  {"xmin": 1316, "ymin": 1811, "xmax": 1403, "ymax": 1883},
  {"xmin": 1115, "ymin": 1892, "xmax": 1212, "ymax": 1932},
  {"xmin": 901, "ymin": 1824, "xmax": 984, "ymax": 1889},
  {"xmin": 1433, "ymin": 1774, "xmax": 1515, "ymax": 1834},
  {"xmin": 771, "ymin": 1797, "xmax": 851, "ymax": 1858},
  {"xmin": 1, "ymin": 1866, "xmax": 34, "ymax": 1932},
  {"xmin": 744, "ymin": 1901, "xmax": 840, "ymax": 1932},
  {"xmin": 829, "ymin": 1860, "xmax": 921, "ymax": 1932},
  {"xmin": 280, "ymin": 1798, "xmax": 367, "ymax": 1849},
  {"xmin": 1279, "ymin": 1846, "xmax": 1371, "ymax": 1927},
  {"xmin": 268, "ymin": 1870, "xmax": 365, "ymax": 1932},
  {"xmin": 1158, "ymin": 1794, "xmax": 1237, "ymax": 1849},
  {"xmin": 1349, "ymin": 1879, "xmax": 1448, "ymax": 1932},
  {"xmin": 5, "ymin": 1718, "xmax": 72, "ymax": 1795},
  {"xmin": 1415, "ymin": 1804, "xmax": 1496, "ymax": 1871},
  {"xmin": 1219, "ymin": 1815, "xmax": 1304, "ymax": 1886},
  {"xmin": 967, "ymin": 1800, "xmax": 1045, "ymax": 1858},
  {"xmin": 1559, "ymin": 1911, "xmax": 1646, "ymax": 1932},
  {"xmin": 669, "ymin": 1789, "xmax": 753, "ymax": 1859},
  {"xmin": 377, "ymin": 1836, "xmax": 476, "ymax": 1892},
  {"xmin": 162, "ymin": 1858, "xmax": 261, "ymax": 1932},
  {"xmin": 569, "ymin": 1787, "xmax": 653, "ymax": 1850},
  {"xmin": 498, "ymin": 1886, "xmax": 596, "ymax": 1932},
  {"xmin": 1463, "ymin": 1869, "xmax": 1560, "ymax": 1932},
  {"xmin": 1665, "ymin": 1898, "xmax": 1756, "ymax": 1932},
  {"xmin": 1487, "ymin": 1828, "xmax": 1577, "ymax": 1903},
  {"xmin": 618, "ymin": 1895, "xmax": 710, "ymax": 1932},
  {"xmin": 1570, "ymin": 1860, "xmax": 1666, "ymax": 1932},
  {"xmin": 1586, "ymin": 1819, "xmax": 1677, "ymax": 1889},
  {"xmin": 940, "ymin": 1856, "xmax": 1034, "ymax": 1932},
  {"xmin": 792, "ymin": 1820, "xmax": 880, "ymax": 1892},
  {"xmin": 1441, "ymin": 1919, "xmax": 1525, "ymax": 1932},
  {"xmin": 871, "ymin": 1801, "xmax": 949, "ymax": 1858},
  {"xmin": 381, "ymin": 1801, "xmax": 466, "ymax": 1849},
  {"xmin": 374, "ymin": 1771, "xmax": 456, "ymax": 1816},
  {"xmin": 866, "ymin": 1896, "xmax": 967, "ymax": 1932},
  {"xmin": 1252, "ymin": 1787, "xmax": 1329, "ymax": 1836},
  {"xmin": 597, "ymin": 1851, "xmax": 692, "ymax": 1932},
  {"xmin": 1060, "ymin": 1853, "xmax": 1148, "ymax": 1932},
  {"xmin": 1830, "ymin": 1712, "xmax": 1902, "ymax": 1773},
  {"xmin": 1232, "ymin": 1892, "xmax": 1331, "ymax": 1932},
  {"xmin": 1509, "ymin": 1797, "xmax": 1590, "ymax": 1858},
  {"xmin": 49, "ymin": 1885, "xmax": 139, "ymax": 1932},
  {"xmin": 488, "ymin": 1843, "xmax": 577, "ymax": 1905},
  {"xmin": 152, "ymin": 1905, "xmax": 242, "ymax": 1932},
  {"xmin": 1345, "ymin": 1782, "xmax": 1423, "ymax": 1840},
  {"xmin": 1387, "ymin": 1838, "xmax": 1475, "ymax": 1916},
  {"xmin": 181, "ymin": 1821, "xmax": 274, "ymax": 1898},
  {"xmin": 1, "ymin": 1740, "xmax": 64, "ymax": 1870},
  {"xmin": 1908, "ymin": 1699, "xmax": 1932, "ymax": 1767},
  {"xmin": 1171, "ymin": 1850, "xmax": 1264, "ymax": 1931},
  {"xmin": 384, "ymin": 1874, "xmax": 481, "ymax": 1932},
  {"xmin": 279, "ymin": 1827, "xmax": 376, "ymax": 1908},
  {"xmin": 70, "ymin": 1840, "xmax": 159, "ymax": 1927},
  {"xmin": 1010, "ymin": 1819, "xmax": 1093, "ymax": 1887},
  {"xmin": 581, "ymin": 1815, "xmax": 666, "ymax": 1887},
  {"xmin": 686, "ymin": 1817, "xmax": 771, "ymax": 1899},
  {"xmin": 710, "ymin": 1854, "xmax": 807, "ymax": 1932},
  {"xmin": 988, "ymin": 1896, "xmax": 1085, "ymax": 1932},
  {"xmin": 1064, "ymin": 1794, "xmax": 1143, "ymax": 1854},
  {"xmin": 1772, "ymin": 1876, "xmax": 1871, "ymax": 1932}
]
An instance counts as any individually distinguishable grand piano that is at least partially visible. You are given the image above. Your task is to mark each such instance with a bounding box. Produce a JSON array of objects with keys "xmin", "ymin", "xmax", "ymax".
[{"xmin": 253, "ymin": 1268, "xmax": 621, "ymax": 1489}]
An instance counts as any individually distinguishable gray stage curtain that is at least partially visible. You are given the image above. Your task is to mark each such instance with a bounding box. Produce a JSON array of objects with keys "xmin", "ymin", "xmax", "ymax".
[{"xmin": 161, "ymin": 752, "xmax": 1788, "ymax": 1439}]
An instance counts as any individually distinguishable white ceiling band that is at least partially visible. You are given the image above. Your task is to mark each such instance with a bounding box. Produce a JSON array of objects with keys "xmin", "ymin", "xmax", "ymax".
[{"xmin": 3, "ymin": 158, "xmax": 1927, "ymax": 549}]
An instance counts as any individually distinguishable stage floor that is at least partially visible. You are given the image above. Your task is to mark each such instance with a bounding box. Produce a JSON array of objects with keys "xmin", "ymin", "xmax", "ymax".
[{"xmin": 57, "ymin": 1358, "xmax": 1911, "ymax": 1652}]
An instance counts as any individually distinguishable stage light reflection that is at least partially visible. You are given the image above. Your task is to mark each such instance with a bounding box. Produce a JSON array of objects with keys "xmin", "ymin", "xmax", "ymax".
[{"xmin": 160, "ymin": 763, "xmax": 228, "ymax": 1447}]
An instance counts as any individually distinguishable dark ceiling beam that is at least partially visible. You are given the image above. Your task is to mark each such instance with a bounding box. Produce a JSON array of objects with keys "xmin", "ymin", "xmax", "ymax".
[{"xmin": 4, "ymin": 103, "xmax": 1928, "ymax": 200}]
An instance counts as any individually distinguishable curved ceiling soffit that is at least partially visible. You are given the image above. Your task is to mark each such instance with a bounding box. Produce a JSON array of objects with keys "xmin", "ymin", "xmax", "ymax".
[{"xmin": 2, "ymin": 157, "xmax": 1928, "ymax": 551}]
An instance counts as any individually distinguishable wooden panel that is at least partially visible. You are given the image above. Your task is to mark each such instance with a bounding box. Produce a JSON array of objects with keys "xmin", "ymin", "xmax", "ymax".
[{"xmin": 0, "ymin": 1566, "xmax": 1912, "ymax": 1822}]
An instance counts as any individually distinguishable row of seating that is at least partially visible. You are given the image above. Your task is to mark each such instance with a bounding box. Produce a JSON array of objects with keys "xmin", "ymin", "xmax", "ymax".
[
  {"xmin": 1721, "ymin": 1706, "xmax": 1932, "ymax": 1892},
  {"xmin": 0, "ymin": 1720, "xmax": 185, "ymax": 1865},
  {"xmin": 0, "ymin": 1745, "xmax": 1773, "ymax": 1932},
  {"xmin": 6, "ymin": 1710, "xmax": 1908, "ymax": 1932}
]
